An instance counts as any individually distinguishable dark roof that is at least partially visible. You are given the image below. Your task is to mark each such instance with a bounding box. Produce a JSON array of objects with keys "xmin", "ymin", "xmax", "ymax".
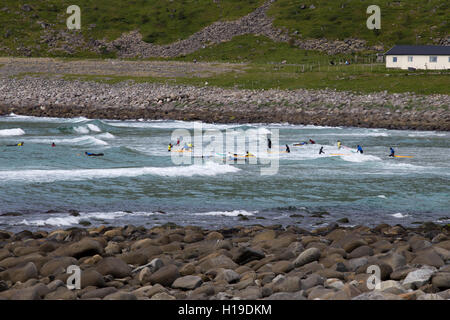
[{"xmin": 385, "ymin": 45, "xmax": 450, "ymax": 55}]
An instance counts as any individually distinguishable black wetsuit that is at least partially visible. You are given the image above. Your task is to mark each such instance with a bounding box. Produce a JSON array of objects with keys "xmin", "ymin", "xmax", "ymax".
[
  {"xmin": 286, "ymin": 145, "xmax": 290, "ymax": 153},
  {"xmin": 389, "ymin": 148, "xmax": 395, "ymax": 157},
  {"xmin": 85, "ymin": 152, "xmax": 104, "ymax": 157},
  {"xmin": 319, "ymin": 147, "xmax": 324, "ymax": 154},
  {"xmin": 268, "ymin": 139, "xmax": 272, "ymax": 149}
]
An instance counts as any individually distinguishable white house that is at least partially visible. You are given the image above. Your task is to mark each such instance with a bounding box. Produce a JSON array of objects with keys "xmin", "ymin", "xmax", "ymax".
[{"xmin": 385, "ymin": 45, "xmax": 450, "ymax": 70}]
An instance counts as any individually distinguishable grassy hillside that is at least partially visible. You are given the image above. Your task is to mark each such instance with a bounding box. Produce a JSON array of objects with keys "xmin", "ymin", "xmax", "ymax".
[
  {"xmin": 268, "ymin": 0, "xmax": 449, "ymax": 46},
  {"xmin": 0, "ymin": 0, "xmax": 448, "ymax": 59},
  {"xmin": 1, "ymin": 1, "xmax": 449, "ymax": 95},
  {"xmin": 0, "ymin": 0, "xmax": 264, "ymax": 51},
  {"xmin": 175, "ymin": 35, "xmax": 353, "ymax": 64}
]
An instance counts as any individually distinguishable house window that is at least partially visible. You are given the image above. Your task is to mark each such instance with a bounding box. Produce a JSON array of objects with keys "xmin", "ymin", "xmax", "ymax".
[
  {"xmin": 408, "ymin": 56, "xmax": 413, "ymax": 62},
  {"xmin": 429, "ymin": 56, "xmax": 437, "ymax": 63},
  {"xmin": 393, "ymin": 57, "xmax": 397, "ymax": 63}
]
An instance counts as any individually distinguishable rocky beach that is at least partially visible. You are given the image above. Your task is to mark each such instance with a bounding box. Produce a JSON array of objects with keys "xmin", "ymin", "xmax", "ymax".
[
  {"xmin": 0, "ymin": 75, "xmax": 449, "ymax": 131},
  {"xmin": 0, "ymin": 58, "xmax": 448, "ymax": 131},
  {"xmin": 0, "ymin": 222, "xmax": 449, "ymax": 300}
]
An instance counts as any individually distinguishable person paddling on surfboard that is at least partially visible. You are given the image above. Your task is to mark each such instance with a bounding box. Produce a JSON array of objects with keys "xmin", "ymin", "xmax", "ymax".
[
  {"xmin": 389, "ymin": 147, "xmax": 395, "ymax": 157},
  {"xmin": 356, "ymin": 145, "xmax": 363, "ymax": 154},
  {"xmin": 319, "ymin": 146, "xmax": 324, "ymax": 154},
  {"xmin": 85, "ymin": 152, "xmax": 104, "ymax": 157},
  {"xmin": 7, "ymin": 142, "xmax": 24, "ymax": 147}
]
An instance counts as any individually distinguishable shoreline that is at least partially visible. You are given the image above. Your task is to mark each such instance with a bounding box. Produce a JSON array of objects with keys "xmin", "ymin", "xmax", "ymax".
[
  {"xmin": 0, "ymin": 76, "xmax": 449, "ymax": 131},
  {"xmin": 0, "ymin": 222, "xmax": 448, "ymax": 300}
]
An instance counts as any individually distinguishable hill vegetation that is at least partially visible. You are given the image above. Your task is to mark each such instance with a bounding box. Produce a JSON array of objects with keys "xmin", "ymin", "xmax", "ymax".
[{"xmin": 0, "ymin": 0, "xmax": 448, "ymax": 59}]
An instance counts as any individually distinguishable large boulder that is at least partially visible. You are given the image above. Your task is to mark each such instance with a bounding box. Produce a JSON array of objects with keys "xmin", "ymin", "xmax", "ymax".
[
  {"xmin": 411, "ymin": 249, "xmax": 445, "ymax": 268},
  {"xmin": 149, "ymin": 264, "xmax": 180, "ymax": 287},
  {"xmin": 81, "ymin": 287, "xmax": 118, "ymax": 299},
  {"xmin": 301, "ymin": 274, "xmax": 325, "ymax": 291},
  {"xmin": 199, "ymin": 255, "xmax": 238, "ymax": 272},
  {"xmin": 332, "ymin": 234, "xmax": 367, "ymax": 253},
  {"xmin": 80, "ymin": 269, "xmax": 105, "ymax": 289},
  {"xmin": 172, "ymin": 275, "xmax": 203, "ymax": 290},
  {"xmin": 431, "ymin": 272, "xmax": 450, "ymax": 290},
  {"xmin": 50, "ymin": 238, "xmax": 104, "ymax": 259},
  {"xmin": 402, "ymin": 267, "xmax": 437, "ymax": 289},
  {"xmin": 103, "ymin": 292, "xmax": 137, "ymax": 300},
  {"xmin": 272, "ymin": 276, "xmax": 302, "ymax": 293},
  {"xmin": 40, "ymin": 257, "xmax": 78, "ymax": 277},
  {"xmin": 293, "ymin": 248, "xmax": 321, "ymax": 267},
  {"xmin": 95, "ymin": 257, "xmax": 131, "ymax": 278},
  {"xmin": 233, "ymin": 247, "xmax": 265, "ymax": 265},
  {"xmin": 348, "ymin": 245, "xmax": 374, "ymax": 259},
  {"xmin": 9, "ymin": 262, "xmax": 38, "ymax": 283},
  {"xmin": 215, "ymin": 269, "xmax": 241, "ymax": 284}
]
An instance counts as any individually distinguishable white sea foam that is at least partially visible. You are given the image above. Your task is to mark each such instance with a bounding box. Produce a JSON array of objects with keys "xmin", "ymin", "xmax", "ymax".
[
  {"xmin": 340, "ymin": 154, "xmax": 381, "ymax": 163},
  {"xmin": 73, "ymin": 126, "xmax": 90, "ymax": 134},
  {"xmin": 106, "ymin": 120, "xmax": 240, "ymax": 130},
  {"xmin": 4, "ymin": 114, "xmax": 89, "ymax": 123},
  {"xmin": 19, "ymin": 216, "xmax": 80, "ymax": 227},
  {"xmin": 391, "ymin": 213, "xmax": 410, "ymax": 218},
  {"xmin": 16, "ymin": 211, "xmax": 159, "ymax": 227},
  {"xmin": 377, "ymin": 195, "xmax": 387, "ymax": 199},
  {"xmin": 73, "ymin": 123, "xmax": 102, "ymax": 134},
  {"xmin": 407, "ymin": 131, "xmax": 447, "ymax": 137},
  {"xmin": 317, "ymin": 132, "xmax": 389, "ymax": 137},
  {"xmin": 381, "ymin": 162, "xmax": 427, "ymax": 171},
  {"xmin": 87, "ymin": 124, "xmax": 101, "ymax": 132},
  {"xmin": 29, "ymin": 136, "xmax": 108, "ymax": 146},
  {"xmin": 0, "ymin": 128, "xmax": 25, "ymax": 136},
  {"xmin": 97, "ymin": 132, "xmax": 115, "ymax": 139},
  {"xmin": 193, "ymin": 210, "xmax": 256, "ymax": 217},
  {"xmin": 0, "ymin": 162, "xmax": 240, "ymax": 183}
]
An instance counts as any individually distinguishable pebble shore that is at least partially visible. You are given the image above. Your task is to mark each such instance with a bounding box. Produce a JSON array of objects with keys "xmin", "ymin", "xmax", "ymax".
[
  {"xmin": 1, "ymin": 76, "xmax": 449, "ymax": 131},
  {"xmin": 0, "ymin": 222, "xmax": 449, "ymax": 300}
]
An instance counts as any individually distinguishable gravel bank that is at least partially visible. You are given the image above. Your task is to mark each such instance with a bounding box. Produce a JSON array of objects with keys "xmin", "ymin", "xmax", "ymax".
[
  {"xmin": 0, "ymin": 222, "xmax": 449, "ymax": 300},
  {"xmin": 0, "ymin": 76, "xmax": 449, "ymax": 130}
]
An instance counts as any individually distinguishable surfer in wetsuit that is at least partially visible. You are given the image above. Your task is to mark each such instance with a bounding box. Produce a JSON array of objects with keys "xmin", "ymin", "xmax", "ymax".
[
  {"xmin": 268, "ymin": 138, "xmax": 272, "ymax": 150},
  {"xmin": 309, "ymin": 139, "xmax": 316, "ymax": 144},
  {"xmin": 286, "ymin": 145, "xmax": 290, "ymax": 153},
  {"xmin": 7, "ymin": 142, "xmax": 24, "ymax": 147},
  {"xmin": 85, "ymin": 152, "xmax": 104, "ymax": 157},
  {"xmin": 319, "ymin": 146, "xmax": 324, "ymax": 154},
  {"xmin": 168, "ymin": 143, "xmax": 173, "ymax": 152},
  {"xmin": 389, "ymin": 147, "xmax": 395, "ymax": 157},
  {"xmin": 337, "ymin": 140, "xmax": 341, "ymax": 150},
  {"xmin": 356, "ymin": 145, "xmax": 363, "ymax": 154},
  {"xmin": 51, "ymin": 142, "xmax": 56, "ymax": 147}
]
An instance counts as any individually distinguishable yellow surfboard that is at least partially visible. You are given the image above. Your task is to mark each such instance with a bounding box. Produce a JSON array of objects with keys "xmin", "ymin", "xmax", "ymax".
[{"xmin": 394, "ymin": 155, "xmax": 413, "ymax": 158}]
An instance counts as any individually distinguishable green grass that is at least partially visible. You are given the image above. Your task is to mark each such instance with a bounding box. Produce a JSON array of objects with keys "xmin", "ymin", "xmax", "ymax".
[
  {"xmin": 175, "ymin": 35, "xmax": 354, "ymax": 64},
  {"xmin": 0, "ymin": 0, "xmax": 264, "ymax": 54},
  {"xmin": 0, "ymin": 0, "xmax": 448, "ymax": 58},
  {"xmin": 17, "ymin": 61, "xmax": 448, "ymax": 96},
  {"xmin": 268, "ymin": 0, "xmax": 449, "ymax": 47}
]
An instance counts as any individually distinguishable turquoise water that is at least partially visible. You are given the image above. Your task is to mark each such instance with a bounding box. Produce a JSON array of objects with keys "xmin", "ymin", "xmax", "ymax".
[{"xmin": 0, "ymin": 114, "xmax": 449, "ymax": 232}]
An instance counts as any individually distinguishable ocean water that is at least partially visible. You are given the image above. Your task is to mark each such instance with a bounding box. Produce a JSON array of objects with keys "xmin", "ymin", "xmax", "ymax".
[{"xmin": 0, "ymin": 114, "xmax": 449, "ymax": 232}]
